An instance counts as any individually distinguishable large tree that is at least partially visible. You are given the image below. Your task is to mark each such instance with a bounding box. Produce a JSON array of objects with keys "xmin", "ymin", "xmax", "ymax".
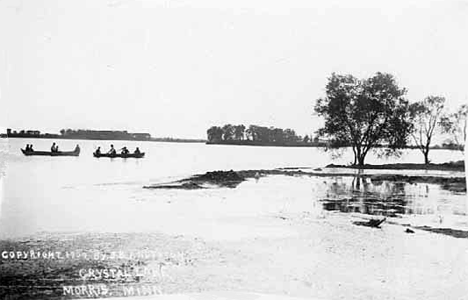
[
  {"xmin": 314, "ymin": 72, "xmax": 412, "ymax": 166},
  {"xmin": 409, "ymin": 96, "xmax": 445, "ymax": 164},
  {"xmin": 440, "ymin": 104, "xmax": 467, "ymax": 153}
]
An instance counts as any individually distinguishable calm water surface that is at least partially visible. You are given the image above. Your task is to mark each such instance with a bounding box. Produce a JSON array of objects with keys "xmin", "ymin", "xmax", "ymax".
[{"xmin": 0, "ymin": 138, "xmax": 465, "ymax": 238}]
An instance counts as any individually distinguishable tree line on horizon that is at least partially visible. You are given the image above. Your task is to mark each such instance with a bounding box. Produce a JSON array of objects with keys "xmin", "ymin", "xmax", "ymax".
[
  {"xmin": 58, "ymin": 129, "xmax": 151, "ymax": 140},
  {"xmin": 313, "ymin": 72, "xmax": 467, "ymax": 166},
  {"xmin": 207, "ymin": 124, "xmax": 316, "ymax": 145}
]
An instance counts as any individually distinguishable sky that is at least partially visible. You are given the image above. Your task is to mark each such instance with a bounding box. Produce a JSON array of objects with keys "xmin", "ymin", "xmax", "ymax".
[{"xmin": 0, "ymin": 0, "xmax": 467, "ymax": 139}]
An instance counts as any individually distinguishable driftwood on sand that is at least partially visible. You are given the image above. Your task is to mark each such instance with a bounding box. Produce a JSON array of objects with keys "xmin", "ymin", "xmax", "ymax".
[{"xmin": 353, "ymin": 218, "xmax": 386, "ymax": 228}]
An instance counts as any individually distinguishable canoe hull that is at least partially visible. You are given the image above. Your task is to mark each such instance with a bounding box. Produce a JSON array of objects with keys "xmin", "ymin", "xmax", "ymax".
[
  {"xmin": 93, "ymin": 152, "xmax": 145, "ymax": 158},
  {"xmin": 21, "ymin": 149, "xmax": 80, "ymax": 157}
]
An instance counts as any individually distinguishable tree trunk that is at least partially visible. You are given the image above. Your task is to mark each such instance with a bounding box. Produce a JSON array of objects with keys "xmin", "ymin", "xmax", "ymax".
[
  {"xmin": 424, "ymin": 151, "xmax": 430, "ymax": 165},
  {"xmin": 352, "ymin": 147, "xmax": 357, "ymax": 165},
  {"xmin": 356, "ymin": 147, "xmax": 363, "ymax": 166},
  {"xmin": 423, "ymin": 143, "xmax": 431, "ymax": 165},
  {"xmin": 358, "ymin": 155, "xmax": 365, "ymax": 166}
]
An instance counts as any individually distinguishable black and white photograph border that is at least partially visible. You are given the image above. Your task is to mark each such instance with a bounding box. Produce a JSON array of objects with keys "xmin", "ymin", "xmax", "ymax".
[{"xmin": 0, "ymin": 0, "xmax": 467, "ymax": 299}]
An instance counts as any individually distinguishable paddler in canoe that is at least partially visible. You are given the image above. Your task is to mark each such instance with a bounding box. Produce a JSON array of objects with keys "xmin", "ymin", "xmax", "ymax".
[
  {"xmin": 107, "ymin": 145, "xmax": 116, "ymax": 156},
  {"xmin": 51, "ymin": 142, "xmax": 59, "ymax": 153},
  {"xmin": 121, "ymin": 146, "xmax": 129, "ymax": 155}
]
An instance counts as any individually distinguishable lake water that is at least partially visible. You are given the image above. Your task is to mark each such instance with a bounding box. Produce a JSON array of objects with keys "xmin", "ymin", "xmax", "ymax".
[{"xmin": 0, "ymin": 138, "xmax": 465, "ymax": 238}]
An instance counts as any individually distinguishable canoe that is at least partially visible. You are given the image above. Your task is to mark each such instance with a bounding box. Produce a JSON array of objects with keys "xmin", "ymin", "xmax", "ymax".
[
  {"xmin": 21, "ymin": 148, "xmax": 80, "ymax": 157},
  {"xmin": 93, "ymin": 152, "xmax": 145, "ymax": 158}
]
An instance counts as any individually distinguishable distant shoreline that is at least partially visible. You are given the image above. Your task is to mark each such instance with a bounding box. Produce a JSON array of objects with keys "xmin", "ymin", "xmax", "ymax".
[
  {"xmin": 206, "ymin": 141, "xmax": 326, "ymax": 147},
  {"xmin": 0, "ymin": 135, "xmax": 206, "ymax": 143},
  {"xmin": 205, "ymin": 140, "xmax": 463, "ymax": 150}
]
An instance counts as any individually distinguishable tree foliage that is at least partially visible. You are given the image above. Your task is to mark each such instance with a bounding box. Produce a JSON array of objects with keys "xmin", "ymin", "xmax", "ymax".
[
  {"xmin": 207, "ymin": 126, "xmax": 223, "ymax": 142},
  {"xmin": 234, "ymin": 125, "xmax": 246, "ymax": 140},
  {"xmin": 440, "ymin": 104, "xmax": 467, "ymax": 153},
  {"xmin": 222, "ymin": 124, "xmax": 235, "ymax": 141},
  {"xmin": 409, "ymin": 96, "xmax": 445, "ymax": 164},
  {"xmin": 314, "ymin": 72, "xmax": 413, "ymax": 165}
]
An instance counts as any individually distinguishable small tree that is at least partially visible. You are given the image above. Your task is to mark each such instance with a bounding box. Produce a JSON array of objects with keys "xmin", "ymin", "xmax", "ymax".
[
  {"xmin": 440, "ymin": 104, "xmax": 467, "ymax": 153},
  {"xmin": 409, "ymin": 96, "xmax": 445, "ymax": 164},
  {"xmin": 283, "ymin": 128, "xmax": 298, "ymax": 143},
  {"xmin": 245, "ymin": 125, "xmax": 257, "ymax": 141},
  {"xmin": 314, "ymin": 72, "xmax": 413, "ymax": 166},
  {"xmin": 207, "ymin": 126, "xmax": 223, "ymax": 142},
  {"xmin": 272, "ymin": 128, "xmax": 285, "ymax": 143},
  {"xmin": 233, "ymin": 125, "xmax": 245, "ymax": 140},
  {"xmin": 222, "ymin": 124, "xmax": 235, "ymax": 141}
]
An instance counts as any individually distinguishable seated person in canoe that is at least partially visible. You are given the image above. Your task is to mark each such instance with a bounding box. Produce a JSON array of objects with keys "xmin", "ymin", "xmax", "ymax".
[
  {"xmin": 51, "ymin": 142, "xmax": 59, "ymax": 153},
  {"xmin": 121, "ymin": 146, "xmax": 129, "ymax": 155},
  {"xmin": 108, "ymin": 145, "xmax": 116, "ymax": 155}
]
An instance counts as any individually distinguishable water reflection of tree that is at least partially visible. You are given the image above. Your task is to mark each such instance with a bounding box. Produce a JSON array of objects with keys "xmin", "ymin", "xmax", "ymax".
[{"xmin": 322, "ymin": 174, "xmax": 411, "ymax": 217}]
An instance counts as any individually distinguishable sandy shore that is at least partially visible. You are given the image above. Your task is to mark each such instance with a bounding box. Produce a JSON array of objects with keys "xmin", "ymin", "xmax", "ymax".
[
  {"xmin": 2, "ymin": 214, "xmax": 468, "ymax": 300},
  {"xmin": 1, "ymin": 169, "xmax": 467, "ymax": 300}
]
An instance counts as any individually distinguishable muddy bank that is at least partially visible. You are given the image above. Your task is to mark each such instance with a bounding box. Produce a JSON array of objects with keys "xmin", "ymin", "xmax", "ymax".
[
  {"xmin": 143, "ymin": 169, "xmax": 311, "ymax": 189},
  {"xmin": 144, "ymin": 170, "xmax": 246, "ymax": 189},
  {"xmin": 326, "ymin": 160, "xmax": 465, "ymax": 171},
  {"xmin": 144, "ymin": 168, "xmax": 466, "ymax": 193},
  {"xmin": 378, "ymin": 219, "xmax": 468, "ymax": 239},
  {"xmin": 411, "ymin": 226, "xmax": 468, "ymax": 239}
]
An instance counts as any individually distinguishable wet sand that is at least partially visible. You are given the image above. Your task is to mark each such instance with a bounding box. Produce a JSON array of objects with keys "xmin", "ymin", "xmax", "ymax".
[
  {"xmin": 2, "ymin": 215, "xmax": 468, "ymax": 300},
  {"xmin": 1, "ymin": 169, "xmax": 467, "ymax": 300}
]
